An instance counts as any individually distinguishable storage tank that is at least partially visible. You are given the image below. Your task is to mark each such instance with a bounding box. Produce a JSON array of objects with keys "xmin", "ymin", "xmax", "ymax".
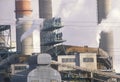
[
  {"xmin": 39, "ymin": 0, "xmax": 52, "ymax": 19},
  {"xmin": 97, "ymin": 0, "xmax": 111, "ymax": 23}
]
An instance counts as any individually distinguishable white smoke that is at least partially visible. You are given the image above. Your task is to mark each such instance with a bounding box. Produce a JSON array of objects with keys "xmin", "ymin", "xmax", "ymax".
[
  {"xmin": 55, "ymin": 0, "xmax": 84, "ymax": 18},
  {"xmin": 96, "ymin": 0, "xmax": 120, "ymax": 73},
  {"xmin": 17, "ymin": 19, "xmax": 44, "ymax": 42},
  {"xmin": 96, "ymin": 3, "xmax": 120, "ymax": 44}
]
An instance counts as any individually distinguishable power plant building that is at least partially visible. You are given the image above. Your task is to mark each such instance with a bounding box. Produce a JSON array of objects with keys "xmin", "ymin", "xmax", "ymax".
[{"xmin": 0, "ymin": 0, "xmax": 120, "ymax": 82}]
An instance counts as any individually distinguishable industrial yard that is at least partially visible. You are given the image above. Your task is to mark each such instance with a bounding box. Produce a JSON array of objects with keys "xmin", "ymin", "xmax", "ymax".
[{"xmin": 0, "ymin": 0, "xmax": 120, "ymax": 82}]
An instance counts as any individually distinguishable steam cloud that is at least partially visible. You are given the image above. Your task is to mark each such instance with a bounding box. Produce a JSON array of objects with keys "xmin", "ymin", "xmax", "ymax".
[
  {"xmin": 96, "ymin": 0, "xmax": 120, "ymax": 73},
  {"xmin": 16, "ymin": 19, "xmax": 43, "ymax": 42},
  {"xmin": 96, "ymin": 1, "xmax": 120, "ymax": 44},
  {"xmin": 56, "ymin": 0, "xmax": 84, "ymax": 19}
]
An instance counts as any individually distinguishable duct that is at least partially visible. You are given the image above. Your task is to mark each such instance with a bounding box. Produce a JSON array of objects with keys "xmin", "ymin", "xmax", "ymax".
[{"xmin": 0, "ymin": 54, "xmax": 19, "ymax": 69}]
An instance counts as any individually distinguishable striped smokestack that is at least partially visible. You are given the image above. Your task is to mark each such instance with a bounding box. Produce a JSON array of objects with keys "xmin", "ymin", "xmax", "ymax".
[
  {"xmin": 15, "ymin": 0, "xmax": 33, "ymax": 55},
  {"xmin": 15, "ymin": 0, "xmax": 32, "ymax": 18}
]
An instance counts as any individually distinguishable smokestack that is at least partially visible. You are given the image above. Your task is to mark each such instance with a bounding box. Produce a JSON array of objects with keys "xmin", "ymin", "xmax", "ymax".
[
  {"xmin": 97, "ymin": 0, "xmax": 113, "ymax": 68},
  {"xmin": 15, "ymin": 0, "xmax": 32, "ymax": 18},
  {"xmin": 39, "ymin": 0, "xmax": 52, "ymax": 19},
  {"xmin": 97, "ymin": 0, "xmax": 111, "ymax": 23},
  {"xmin": 99, "ymin": 31, "xmax": 113, "ymax": 57},
  {"xmin": 15, "ymin": 0, "xmax": 33, "ymax": 55}
]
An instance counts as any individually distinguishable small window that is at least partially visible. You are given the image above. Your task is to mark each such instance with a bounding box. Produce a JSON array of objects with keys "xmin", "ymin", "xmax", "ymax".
[
  {"xmin": 51, "ymin": 79, "xmax": 58, "ymax": 82},
  {"xmin": 15, "ymin": 66, "xmax": 26, "ymax": 70},
  {"xmin": 83, "ymin": 58, "xmax": 94, "ymax": 62},
  {"xmin": 62, "ymin": 58, "xmax": 75, "ymax": 63},
  {"xmin": 31, "ymin": 80, "xmax": 39, "ymax": 82}
]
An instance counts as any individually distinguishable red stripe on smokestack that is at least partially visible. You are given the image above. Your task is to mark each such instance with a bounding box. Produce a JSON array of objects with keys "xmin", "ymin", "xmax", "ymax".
[{"xmin": 15, "ymin": 0, "xmax": 32, "ymax": 18}]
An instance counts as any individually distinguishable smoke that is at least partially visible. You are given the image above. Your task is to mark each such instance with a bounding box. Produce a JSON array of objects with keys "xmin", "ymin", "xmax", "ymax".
[
  {"xmin": 55, "ymin": 0, "xmax": 84, "ymax": 18},
  {"xmin": 96, "ymin": 1, "xmax": 120, "ymax": 45},
  {"xmin": 16, "ymin": 19, "xmax": 43, "ymax": 42}
]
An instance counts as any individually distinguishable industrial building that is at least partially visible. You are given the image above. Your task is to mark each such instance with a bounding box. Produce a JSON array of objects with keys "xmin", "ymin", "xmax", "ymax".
[{"xmin": 0, "ymin": 0, "xmax": 120, "ymax": 82}]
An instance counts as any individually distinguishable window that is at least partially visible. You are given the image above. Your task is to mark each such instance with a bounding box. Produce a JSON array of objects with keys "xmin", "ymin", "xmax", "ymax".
[
  {"xmin": 51, "ymin": 80, "xmax": 58, "ymax": 82},
  {"xmin": 83, "ymin": 58, "xmax": 94, "ymax": 62},
  {"xmin": 15, "ymin": 66, "xmax": 27, "ymax": 70},
  {"xmin": 31, "ymin": 80, "xmax": 39, "ymax": 82},
  {"xmin": 62, "ymin": 58, "xmax": 75, "ymax": 63}
]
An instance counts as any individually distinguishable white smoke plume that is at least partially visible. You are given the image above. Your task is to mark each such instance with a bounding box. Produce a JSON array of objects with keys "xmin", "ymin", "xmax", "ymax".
[
  {"xmin": 19, "ymin": 19, "xmax": 44, "ymax": 42},
  {"xmin": 96, "ymin": 2, "xmax": 120, "ymax": 44},
  {"xmin": 55, "ymin": 0, "xmax": 84, "ymax": 18}
]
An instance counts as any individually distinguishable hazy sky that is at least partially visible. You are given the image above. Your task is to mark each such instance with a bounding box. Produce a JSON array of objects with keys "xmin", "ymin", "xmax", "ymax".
[
  {"xmin": 52, "ymin": 0, "xmax": 98, "ymax": 47},
  {"xmin": 0, "ymin": 0, "xmax": 120, "ymax": 73}
]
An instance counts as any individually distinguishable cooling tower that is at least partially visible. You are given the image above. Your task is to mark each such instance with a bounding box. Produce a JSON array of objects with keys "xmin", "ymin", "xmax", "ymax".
[
  {"xmin": 15, "ymin": 0, "xmax": 33, "ymax": 55},
  {"xmin": 39, "ymin": 0, "xmax": 52, "ymax": 19},
  {"xmin": 97, "ymin": 0, "xmax": 111, "ymax": 23}
]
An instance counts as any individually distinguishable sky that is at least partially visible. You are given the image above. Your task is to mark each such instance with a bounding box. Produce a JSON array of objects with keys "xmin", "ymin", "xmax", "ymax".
[
  {"xmin": 0, "ymin": 0, "xmax": 120, "ymax": 73},
  {"xmin": 52, "ymin": 0, "xmax": 98, "ymax": 47}
]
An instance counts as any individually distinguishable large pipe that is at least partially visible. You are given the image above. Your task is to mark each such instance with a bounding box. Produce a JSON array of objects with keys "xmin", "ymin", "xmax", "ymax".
[
  {"xmin": 39, "ymin": 0, "xmax": 52, "ymax": 19},
  {"xmin": 97, "ymin": 0, "xmax": 111, "ymax": 23},
  {"xmin": 15, "ymin": 0, "xmax": 33, "ymax": 55}
]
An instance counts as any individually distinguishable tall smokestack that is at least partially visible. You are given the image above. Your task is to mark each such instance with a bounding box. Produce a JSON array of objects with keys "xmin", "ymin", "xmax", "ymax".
[
  {"xmin": 39, "ymin": 0, "xmax": 52, "ymax": 19},
  {"xmin": 15, "ymin": 0, "xmax": 32, "ymax": 18},
  {"xmin": 99, "ymin": 31, "xmax": 113, "ymax": 57},
  {"xmin": 15, "ymin": 0, "xmax": 33, "ymax": 55},
  {"xmin": 97, "ymin": 0, "xmax": 111, "ymax": 23},
  {"xmin": 97, "ymin": 0, "xmax": 113, "ymax": 68}
]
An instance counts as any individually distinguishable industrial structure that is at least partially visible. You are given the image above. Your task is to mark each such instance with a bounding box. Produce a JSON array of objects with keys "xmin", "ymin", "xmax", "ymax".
[
  {"xmin": 0, "ymin": 0, "xmax": 119, "ymax": 82},
  {"xmin": 15, "ymin": 0, "xmax": 33, "ymax": 55},
  {"xmin": 97, "ymin": 0, "xmax": 114, "ymax": 69},
  {"xmin": 97, "ymin": 0, "xmax": 111, "ymax": 23},
  {"xmin": 39, "ymin": 0, "xmax": 52, "ymax": 19}
]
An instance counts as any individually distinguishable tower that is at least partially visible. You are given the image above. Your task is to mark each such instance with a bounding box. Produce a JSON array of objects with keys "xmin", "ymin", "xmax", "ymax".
[
  {"xmin": 97, "ymin": 0, "xmax": 113, "ymax": 68},
  {"xmin": 15, "ymin": 0, "xmax": 33, "ymax": 55},
  {"xmin": 39, "ymin": 0, "xmax": 52, "ymax": 19},
  {"xmin": 97, "ymin": 0, "xmax": 111, "ymax": 23}
]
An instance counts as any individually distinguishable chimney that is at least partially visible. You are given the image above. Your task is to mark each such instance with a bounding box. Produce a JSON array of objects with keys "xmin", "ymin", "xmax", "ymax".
[{"xmin": 15, "ymin": 0, "xmax": 33, "ymax": 55}]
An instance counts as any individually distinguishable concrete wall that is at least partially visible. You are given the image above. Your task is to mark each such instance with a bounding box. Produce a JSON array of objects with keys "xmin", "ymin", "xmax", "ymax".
[
  {"xmin": 58, "ymin": 55, "xmax": 76, "ymax": 71},
  {"xmin": 80, "ymin": 53, "xmax": 97, "ymax": 70}
]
